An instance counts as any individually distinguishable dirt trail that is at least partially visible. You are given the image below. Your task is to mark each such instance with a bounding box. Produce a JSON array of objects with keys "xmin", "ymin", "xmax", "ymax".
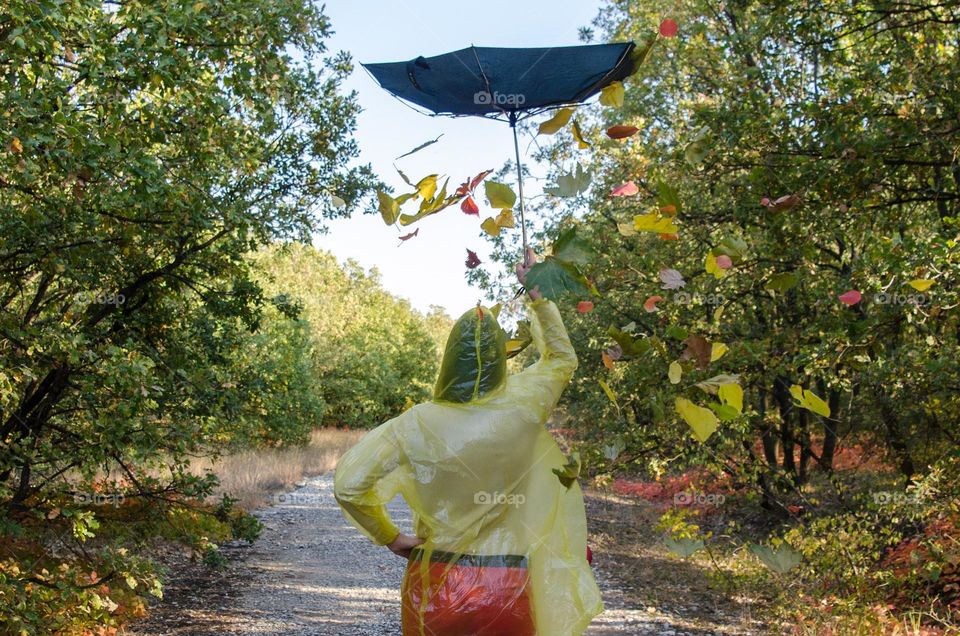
[{"xmin": 128, "ymin": 472, "xmax": 764, "ymax": 635}]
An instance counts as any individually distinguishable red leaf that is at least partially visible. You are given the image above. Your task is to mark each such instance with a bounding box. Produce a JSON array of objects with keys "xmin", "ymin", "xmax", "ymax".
[
  {"xmin": 398, "ymin": 228, "xmax": 419, "ymax": 244},
  {"xmin": 610, "ymin": 181, "xmax": 639, "ymax": 197},
  {"xmin": 659, "ymin": 18, "xmax": 679, "ymax": 38},
  {"xmin": 465, "ymin": 249, "xmax": 481, "ymax": 269},
  {"xmin": 470, "ymin": 169, "xmax": 493, "ymax": 191},
  {"xmin": 455, "ymin": 178, "xmax": 470, "ymax": 197},
  {"xmin": 644, "ymin": 295, "xmax": 663, "ymax": 312},
  {"xmin": 838, "ymin": 290, "xmax": 861, "ymax": 306},
  {"xmin": 658, "ymin": 232, "xmax": 679, "ymax": 240},
  {"xmin": 461, "ymin": 196, "xmax": 479, "ymax": 215},
  {"xmin": 716, "ymin": 255, "xmax": 733, "ymax": 269},
  {"xmin": 606, "ymin": 125, "xmax": 639, "ymax": 139},
  {"xmin": 577, "ymin": 301, "xmax": 594, "ymax": 314}
]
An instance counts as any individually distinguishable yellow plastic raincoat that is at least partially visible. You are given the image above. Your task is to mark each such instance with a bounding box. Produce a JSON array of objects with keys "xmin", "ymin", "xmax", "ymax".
[{"xmin": 334, "ymin": 298, "xmax": 602, "ymax": 635}]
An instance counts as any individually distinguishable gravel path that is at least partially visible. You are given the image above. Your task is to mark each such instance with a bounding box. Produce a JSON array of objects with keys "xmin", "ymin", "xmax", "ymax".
[{"xmin": 128, "ymin": 472, "xmax": 761, "ymax": 635}]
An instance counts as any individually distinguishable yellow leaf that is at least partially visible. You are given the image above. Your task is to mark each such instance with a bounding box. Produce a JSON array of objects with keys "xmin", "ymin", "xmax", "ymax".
[
  {"xmin": 415, "ymin": 174, "xmax": 438, "ymax": 201},
  {"xmin": 675, "ymin": 397, "xmax": 719, "ymax": 443},
  {"xmin": 710, "ymin": 342, "xmax": 728, "ymax": 361},
  {"xmin": 599, "ymin": 379, "xmax": 619, "ymax": 410},
  {"xmin": 789, "ymin": 385, "xmax": 831, "ymax": 417},
  {"xmin": 705, "ymin": 252, "xmax": 727, "ymax": 279},
  {"xmin": 538, "ymin": 107, "xmax": 575, "ymax": 135},
  {"xmin": 495, "ymin": 208, "xmax": 515, "ymax": 228},
  {"xmin": 617, "ymin": 222, "xmax": 637, "ymax": 236},
  {"xmin": 633, "ymin": 213, "xmax": 678, "ymax": 234},
  {"xmin": 907, "ymin": 279, "xmax": 934, "ymax": 292},
  {"xmin": 599, "ymin": 81, "xmax": 625, "ymax": 108},
  {"xmin": 718, "ymin": 383, "xmax": 743, "ymax": 413},
  {"xmin": 572, "ymin": 119, "xmax": 590, "ymax": 149},
  {"xmin": 668, "ymin": 361, "xmax": 682, "ymax": 384},
  {"xmin": 9, "ymin": 137, "xmax": 23, "ymax": 155},
  {"xmin": 480, "ymin": 217, "xmax": 500, "ymax": 237}
]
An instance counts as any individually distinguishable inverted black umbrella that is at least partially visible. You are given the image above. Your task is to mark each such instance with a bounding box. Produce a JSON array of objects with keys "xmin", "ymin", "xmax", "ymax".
[{"xmin": 363, "ymin": 43, "xmax": 636, "ymax": 252}]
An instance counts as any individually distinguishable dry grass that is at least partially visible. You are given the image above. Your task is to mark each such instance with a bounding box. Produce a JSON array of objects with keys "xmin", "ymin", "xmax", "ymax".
[{"xmin": 189, "ymin": 428, "xmax": 365, "ymax": 510}]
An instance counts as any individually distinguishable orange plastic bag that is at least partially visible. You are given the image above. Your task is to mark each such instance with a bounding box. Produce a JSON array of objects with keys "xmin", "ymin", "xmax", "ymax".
[{"xmin": 334, "ymin": 298, "xmax": 602, "ymax": 636}]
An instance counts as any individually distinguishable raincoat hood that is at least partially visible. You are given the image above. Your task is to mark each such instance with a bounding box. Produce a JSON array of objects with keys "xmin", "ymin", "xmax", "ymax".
[{"xmin": 433, "ymin": 305, "xmax": 507, "ymax": 403}]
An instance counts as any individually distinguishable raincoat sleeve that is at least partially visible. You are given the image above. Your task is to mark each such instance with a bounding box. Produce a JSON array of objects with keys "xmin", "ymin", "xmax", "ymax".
[
  {"xmin": 333, "ymin": 415, "xmax": 408, "ymax": 546},
  {"xmin": 510, "ymin": 297, "xmax": 578, "ymax": 414}
]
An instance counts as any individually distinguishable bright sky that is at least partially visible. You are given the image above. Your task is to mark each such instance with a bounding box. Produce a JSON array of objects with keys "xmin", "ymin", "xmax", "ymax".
[{"xmin": 314, "ymin": 0, "xmax": 603, "ymax": 317}]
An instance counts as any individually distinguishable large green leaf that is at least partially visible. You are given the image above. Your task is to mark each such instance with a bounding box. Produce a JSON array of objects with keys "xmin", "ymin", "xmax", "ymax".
[
  {"xmin": 551, "ymin": 227, "xmax": 594, "ymax": 265},
  {"xmin": 524, "ymin": 257, "xmax": 593, "ymax": 301},
  {"xmin": 749, "ymin": 543, "xmax": 802, "ymax": 573}
]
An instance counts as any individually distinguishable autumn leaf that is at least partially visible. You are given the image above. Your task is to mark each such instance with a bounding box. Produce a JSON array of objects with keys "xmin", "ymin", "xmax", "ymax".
[
  {"xmin": 681, "ymin": 335, "xmax": 712, "ymax": 370},
  {"xmin": 495, "ymin": 208, "xmax": 515, "ymax": 229},
  {"xmin": 377, "ymin": 190, "xmax": 399, "ymax": 225},
  {"xmin": 602, "ymin": 350, "xmax": 615, "ymax": 369},
  {"xmin": 572, "ymin": 119, "xmax": 590, "ymax": 149},
  {"xmin": 838, "ymin": 290, "xmax": 862, "ymax": 306},
  {"xmin": 790, "ymin": 385, "xmax": 831, "ymax": 417},
  {"xmin": 666, "ymin": 537, "xmax": 704, "ymax": 557},
  {"xmin": 710, "ymin": 342, "xmax": 729, "ymax": 361},
  {"xmin": 465, "ymin": 249, "xmax": 481, "ymax": 269},
  {"xmin": 461, "ymin": 196, "xmax": 479, "ymax": 215},
  {"xmin": 538, "ymin": 107, "xmax": 575, "ymax": 135},
  {"xmin": 599, "ymin": 380, "xmax": 619, "ymax": 410},
  {"xmin": 611, "ymin": 181, "xmax": 639, "ymax": 197},
  {"xmin": 676, "ymin": 397, "xmax": 719, "ymax": 443},
  {"xmin": 644, "ymin": 295, "xmax": 663, "ymax": 312},
  {"xmin": 668, "ymin": 361, "xmax": 682, "ymax": 384},
  {"xmin": 545, "ymin": 164, "xmax": 592, "ymax": 197},
  {"xmin": 331, "ymin": 195, "xmax": 346, "ymax": 209},
  {"xmin": 634, "ymin": 213, "xmax": 678, "ymax": 233},
  {"xmin": 395, "ymin": 134, "xmax": 442, "ymax": 159},
  {"xmin": 600, "ymin": 81, "xmax": 625, "ymax": 108},
  {"xmin": 718, "ymin": 382, "xmax": 743, "ymax": 413},
  {"xmin": 8, "ymin": 137, "xmax": 23, "ymax": 155},
  {"xmin": 480, "ymin": 217, "xmax": 500, "ymax": 237},
  {"xmin": 761, "ymin": 194, "xmax": 801, "ymax": 213},
  {"xmin": 606, "ymin": 125, "xmax": 639, "ymax": 139},
  {"xmin": 552, "ymin": 452, "xmax": 582, "ymax": 489},
  {"xmin": 659, "ymin": 268, "xmax": 686, "ymax": 290},
  {"xmin": 484, "ymin": 180, "xmax": 517, "ymax": 209},
  {"xmin": 577, "ymin": 300, "xmax": 594, "ymax": 314},
  {"xmin": 716, "ymin": 255, "xmax": 733, "ymax": 269},
  {"xmin": 705, "ymin": 252, "xmax": 728, "ymax": 279},
  {"xmin": 398, "ymin": 228, "xmax": 419, "ymax": 244},
  {"xmin": 907, "ymin": 279, "xmax": 934, "ymax": 292},
  {"xmin": 766, "ymin": 272, "xmax": 798, "ymax": 292},
  {"xmin": 659, "ymin": 18, "xmax": 679, "ymax": 37}
]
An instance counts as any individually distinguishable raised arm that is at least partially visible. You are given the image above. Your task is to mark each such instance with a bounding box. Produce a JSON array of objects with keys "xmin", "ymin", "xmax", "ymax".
[{"xmin": 333, "ymin": 416, "xmax": 406, "ymax": 546}]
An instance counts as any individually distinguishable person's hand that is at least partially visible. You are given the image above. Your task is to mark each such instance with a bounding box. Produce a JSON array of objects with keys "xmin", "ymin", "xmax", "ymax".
[
  {"xmin": 514, "ymin": 247, "xmax": 542, "ymax": 300},
  {"xmin": 386, "ymin": 533, "xmax": 424, "ymax": 559}
]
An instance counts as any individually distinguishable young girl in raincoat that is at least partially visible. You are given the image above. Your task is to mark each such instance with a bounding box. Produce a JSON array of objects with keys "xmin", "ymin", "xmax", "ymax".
[{"xmin": 334, "ymin": 249, "xmax": 602, "ymax": 635}]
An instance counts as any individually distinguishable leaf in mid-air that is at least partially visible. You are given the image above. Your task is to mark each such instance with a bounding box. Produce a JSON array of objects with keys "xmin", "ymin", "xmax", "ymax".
[
  {"xmin": 644, "ymin": 295, "xmax": 664, "ymax": 312},
  {"xmin": 606, "ymin": 125, "xmax": 639, "ymax": 139},
  {"xmin": 710, "ymin": 342, "xmax": 729, "ymax": 361},
  {"xmin": 607, "ymin": 326, "xmax": 651, "ymax": 358},
  {"xmin": 465, "ymin": 249, "xmax": 481, "ymax": 269},
  {"xmin": 789, "ymin": 385, "xmax": 831, "ymax": 417},
  {"xmin": 480, "ymin": 217, "xmax": 500, "ymax": 237},
  {"xmin": 377, "ymin": 190, "xmax": 400, "ymax": 225},
  {"xmin": 665, "ymin": 537, "xmax": 704, "ymax": 557},
  {"xmin": 675, "ymin": 397, "xmax": 719, "ymax": 443},
  {"xmin": 659, "ymin": 268, "xmax": 686, "ymax": 290},
  {"xmin": 461, "ymin": 196, "xmax": 479, "ymax": 215},
  {"xmin": 718, "ymin": 382, "xmax": 743, "ymax": 413},
  {"xmin": 552, "ymin": 452, "xmax": 581, "ymax": 489},
  {"xmin": 551, "ymin": 226, "xmax": 594, "ymax": 265},
  {"xmin": 495, "ymin": 208, "xmax": 515, "ymax": 228},
  {"xmin": 705, "ymin": 252, "xmax": 728, "ymax": 279},
  {"xmin": 611, "ymin": 181, "xmax": 640, "ymax": 197},
  {"xmin": 659, "ymin": 18, "xmax": 679, "ymax": 38},
  {"xmin": 694, "ymin": 374, "xmax": 741, "ymax": 394},
  {"xmin": 397, "ymin": 228, "xmax": 419, "ymax": 244},
  {"xmin": 668, "ymin": 361, "xmax": 682, "ymax": 384},
  {"xmin": 749, "ymin": 543, "xmax": 802, "ymax": 573},
  {"xmin": 684, "ymin": 125, "xmax": 711, "ymax": 166},
  {"xmin": 599, "ymin": 81, "xmax": 625, "ymax": 108},
  {"xmin": 331, "ymin": 195, "xmax": 346, "ymax": 209},
  {"xmin": 838, "ymin": 290, "xmax": 862, "ymax": 306},
  {"xmin": 538, "ymin": 107, "xmax": 575, "ymax": 135},
  {"xmin": 545, "ymin": 164, "xmax": 592, "ymax": 197},
  {"xmin": 524, "ymin": 257, "xmax": 593, "ymax": 301},
  {"xmin": 657, "ymin": 180, "xmax": 682, "ymax": 214},
  {"xmin": 415, "ymin": 174, "xmax": 438, "ymax": 201},
  {"xmin": 395, "ymin": 134, "xmax": 443, "ymax": 159},
  {"xmin": 634, "ymin": 213, "xmax": 678, "ymax": 233},
  {"xmin": 598, "ymin": 380, "xmax": 618, "ymax": 409},
  {"xmin": 680, "ymin": 335, "xmax": 712, "ymax": 370},
  {"xmin": 766, "ymin": 272, "xmax": 798, "ymax": 292},
  {"xmin": 484, "ymin": 180, "xmax": 517, "ymax": 209},
  {"xmin": 572, "ymin": 119, "xmax": 590, "ymax": 149},
  {"xmin": 908, "ymin": 279, "xmax": 934, "ymax": 292},
  {"xmin": 602, "ymin": 350, "xmax": 615, "ymax": 369}
]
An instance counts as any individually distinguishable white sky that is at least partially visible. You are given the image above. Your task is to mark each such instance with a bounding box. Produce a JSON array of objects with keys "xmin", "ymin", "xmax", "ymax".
[{"xmin": 314, "ymin": 0, "xmax": 603, "ymax": 317}]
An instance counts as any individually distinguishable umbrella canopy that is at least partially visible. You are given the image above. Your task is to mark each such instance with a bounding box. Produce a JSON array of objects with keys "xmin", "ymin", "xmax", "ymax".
[{"xmin": 362, "ymin": 43, "xmax": 636, "ymax": 119}]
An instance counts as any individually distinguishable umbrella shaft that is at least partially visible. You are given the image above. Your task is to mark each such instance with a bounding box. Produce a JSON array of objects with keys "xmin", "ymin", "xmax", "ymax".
[{"xmin": 510, "ymin": 116, "xmax": 529, "ymax": 253}]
